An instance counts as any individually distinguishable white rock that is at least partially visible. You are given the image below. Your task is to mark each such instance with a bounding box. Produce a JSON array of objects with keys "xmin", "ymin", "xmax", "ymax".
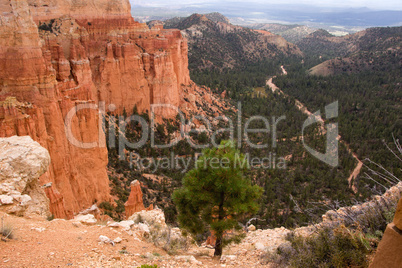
[
  {"xmin": 72, "ymin": 222, "xmax": 82, "ymax": 228},
  {"xmin": 129, "ymin": 207, "xmax": 166, "ymax": 227},
  {"xmin": 0, "ymin": 195, "xmax": 13, "ymax": 205},
  {"xmin": 107, "ymin": 220, "xmax": 134, "ymax": 230},
  {"xmin": 80, "ymin": 204, "xmax": 99, "ymax": 215},
  {"xmin": 98, "ymin": 235, "xmax": 114, "ymax": 245},
  {"xmin": 175, "ymin": 255, "xmax": 201, "ymax": 264},
  {"xmin": 19, "ymin": 195, "xmax": 32, "ymax": 205},
  {"xmin": 254, "ymin": 242, "xmax": 265, "ymax": 251},
  {"xmin": 0, "ymin": 136, "xmax": 50, "ymax": 216},
  {"xmin": 31, "ymin": 227, "xmax": 46, "ymax": 232},
  {"xmin": 113, "ymin": 237, "xmax": 123, "ymax": 243},
  {"xmin": 220, "ymin": 255, "xmax": 237, "ymax": 263},
  {"xmin": 137, "ymin": 223, "xmax": 150, "ymax": 234},
  {"xmin": 247, "ymin": 224, "xmax": 256, "ymax": 232},
  {"xmin": 73, "ymin": 214, "xmax": 97, "ymax": 225}
]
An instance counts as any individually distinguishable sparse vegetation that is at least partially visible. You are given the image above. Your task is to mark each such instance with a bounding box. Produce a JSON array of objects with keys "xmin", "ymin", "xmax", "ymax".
[
  {"xmin": 264, "ymin": 178, "xmax": 400, "ymax": 267},
  {"xmin": 145, "ymin": 223, "xmax": 193, "ymax": 255},
  {"xmin": 1, "ymin": 217, "xmax": 14, "ymax": 240},
  {"xmin": 273, "ymin": 226, "xmax": 372, "ymax": 268}
]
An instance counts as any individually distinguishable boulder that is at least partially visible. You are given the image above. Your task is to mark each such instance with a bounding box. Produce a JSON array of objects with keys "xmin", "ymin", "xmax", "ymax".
[
  {"xmin": 129, "ymin": 207, "xmax": 166, "ymax": 228},
  {"xmin": 0, "ymin": 136, "xmax": 50, "ymax": 216},
  {"xmin": 98, "ymin": 235, "xmax": 114, "ymax": 245},
  {"xmin": 113, "ymin": 237, "xmax": 123, "ymax": 244},
  {"xmin": 248, "ymin": 224, "xmax": 256, "ymax": 232},
  {"xmin": 73, "ymin": 214, "xmax": 97, "ymax": 225},
  {"xmin": 107, "ymin": 220, "xmax": 135, "ymax": 231},
  {"xmin": 0, "ymin": 195, "xmax": 14, "ymax": 205}
]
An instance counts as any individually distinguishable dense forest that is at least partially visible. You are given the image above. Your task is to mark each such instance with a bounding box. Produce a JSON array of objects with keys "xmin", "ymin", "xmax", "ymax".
[{"xmin": 103, "ymin": 25, "xmax": 401, "ymax": 231}]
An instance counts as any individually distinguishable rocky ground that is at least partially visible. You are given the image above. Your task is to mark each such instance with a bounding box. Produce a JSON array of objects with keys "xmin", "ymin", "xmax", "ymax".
[{"xmin": 0, "ymin": 210, "xmax": 292, "ymax": 268}]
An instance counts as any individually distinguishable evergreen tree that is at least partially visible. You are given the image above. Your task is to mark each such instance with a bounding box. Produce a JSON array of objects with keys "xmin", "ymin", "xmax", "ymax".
[{"xmin": 173, "ymin": 140, "xmax": 263, "ymax": 256}]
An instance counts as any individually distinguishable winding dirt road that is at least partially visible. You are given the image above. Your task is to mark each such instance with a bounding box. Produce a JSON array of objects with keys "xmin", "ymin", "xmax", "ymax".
[{"xmin": 267, "ymin": 66, "xmax": 361, "ymax": 193}]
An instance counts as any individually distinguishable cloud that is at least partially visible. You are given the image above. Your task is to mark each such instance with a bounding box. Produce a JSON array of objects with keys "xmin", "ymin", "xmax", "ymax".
[{"xmin": 130, "ymin": 0, "xmax": 402, "ymax": 10}]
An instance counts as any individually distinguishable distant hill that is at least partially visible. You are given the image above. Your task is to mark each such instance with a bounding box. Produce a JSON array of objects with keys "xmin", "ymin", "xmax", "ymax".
[
  {"xmin": 246, "ymin": 23, "xmax": 316, "ymax": 44},
  {"xmin": 204, "ymin": 12, "xmax": 230, "ymax": 24},
  {"xmin": 157, "ymin": 13, "xmax": 302, "ymax": 71},
  {"xmin": 303, "ymin": 27, "xmax": 402, "ymax": 76},
  {"xmin": 296, "ymin": 29, "xmax": 352, "ymax": 58}
]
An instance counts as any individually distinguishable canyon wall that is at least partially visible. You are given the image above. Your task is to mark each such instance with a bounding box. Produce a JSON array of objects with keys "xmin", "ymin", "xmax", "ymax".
[{"xmin": 0, "ymin": 0, "xmax": 192, "ymax": 218}]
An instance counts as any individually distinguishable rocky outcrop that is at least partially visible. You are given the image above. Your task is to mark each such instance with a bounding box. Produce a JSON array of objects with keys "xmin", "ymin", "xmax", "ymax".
[
  {"xmin": 29, "ymin": 0, "xmax": 191, "ymax": 116},
  {"xmin": 129, "ymin": 207, "xmax": 167, "ymax": 227},
  {"xmin": 0, "ymin": 0, "xmax": 202, "ymax": 219},
  {"xmin": 124, "ymin": 180, "xmax": 153, "ymax": 218},
  {"xmin": 292, "ymin": 182, "xmax": 402, "ymax": 239},
  {"xmin": 0, "ymin": 0, "xmax": 112, "ymax": 219},
  {"xmin": 0, "ymin": 136, "xmax": 50, "ymax": 216}
]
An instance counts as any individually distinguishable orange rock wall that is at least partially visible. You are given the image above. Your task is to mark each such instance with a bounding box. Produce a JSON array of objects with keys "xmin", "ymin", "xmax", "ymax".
[{"xmin": 0, "ymin": 0, "xmax": 191, "ymax": 218}]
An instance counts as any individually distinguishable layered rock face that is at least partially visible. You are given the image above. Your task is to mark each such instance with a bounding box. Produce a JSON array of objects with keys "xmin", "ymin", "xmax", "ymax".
[
  {"xmin": 0, "ymin": 0, "xmax": 192, "ymax": 218},
  {"xmin": 0, "ymin": 136, "xmax": 50, "ymax": 216}
]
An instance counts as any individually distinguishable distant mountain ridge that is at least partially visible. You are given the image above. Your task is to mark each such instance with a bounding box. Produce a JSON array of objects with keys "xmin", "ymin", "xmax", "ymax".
[
  {"xmin": 155, "ymin": 13, "xmax": 302, "ymax": 71},
  {"xmin": 301, "ymin": 27, "xmax": 402, "ymax": 75},
  {"xmin": 246, "ymin": 23, "xmax": 316, "ymax": 44}
]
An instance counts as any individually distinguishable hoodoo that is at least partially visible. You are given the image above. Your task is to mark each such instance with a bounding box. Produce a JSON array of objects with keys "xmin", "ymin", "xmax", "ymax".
[{"xmin": 0, "ymin": 0, "xmax": 193, "ymax": 218}]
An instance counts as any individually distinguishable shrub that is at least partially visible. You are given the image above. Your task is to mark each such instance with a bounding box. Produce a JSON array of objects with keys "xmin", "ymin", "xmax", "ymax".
[
  {"xmin": 99, "ymin": 201, "xmax": 114, "ymax": 211},
  {"xmin": 273, "ymin": 225, "xmax": 373, "ymax": 268}
]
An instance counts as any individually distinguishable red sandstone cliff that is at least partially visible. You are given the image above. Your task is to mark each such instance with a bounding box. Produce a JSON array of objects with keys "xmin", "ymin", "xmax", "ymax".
[{"xmin": 0, "ymin": 0, "xmax": 196, "ymax": 218}]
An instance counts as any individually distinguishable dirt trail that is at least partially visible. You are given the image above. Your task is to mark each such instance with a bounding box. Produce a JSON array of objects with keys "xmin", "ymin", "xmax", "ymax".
[
  {"xmin": 266, "ymin": 77, "xmax": 281, "ymax": 93},
  {"xmin": 344, "ymin": 145, "xmax": 363, "ymax": 193},
  {"xmin": 0, "ymin": 212, "xmax": 277, "ymax": 268},
  {"xmin": 280, "ymin": 65, "xmax": 287, "ymax": 75},
  {"xmin": 267, "ymin": 66, "xmax": 361, "ymax": 192}
]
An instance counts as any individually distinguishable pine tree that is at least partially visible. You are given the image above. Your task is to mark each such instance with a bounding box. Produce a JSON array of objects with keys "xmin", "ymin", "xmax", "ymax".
[{"xmin": 173, "ymin": 140, "xmax": 263, "ymax": 256}]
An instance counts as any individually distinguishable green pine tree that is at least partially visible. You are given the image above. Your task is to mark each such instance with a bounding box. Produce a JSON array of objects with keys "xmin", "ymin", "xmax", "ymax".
[{"xmin": 173, "ymin": 140, "xmax": 263, "ymax": 256}]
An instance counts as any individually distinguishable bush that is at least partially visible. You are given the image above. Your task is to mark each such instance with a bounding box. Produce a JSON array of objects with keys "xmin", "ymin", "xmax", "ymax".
[
  {"xmin": 273, "ymin": 226, "xmax": 373, "ymax": 268},
  {"xmin": 99, "ymin": 201, "xmax": 114, "ymax": 211}
]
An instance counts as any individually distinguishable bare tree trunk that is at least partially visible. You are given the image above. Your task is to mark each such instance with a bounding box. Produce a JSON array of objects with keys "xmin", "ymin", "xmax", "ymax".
[
  {"xmin": 214, "ymin": 232, "xmax": 223, "ymax": 256},
  {"xmin": 215, "ymin": 192, "xmax": 225, "ymax": 256}
]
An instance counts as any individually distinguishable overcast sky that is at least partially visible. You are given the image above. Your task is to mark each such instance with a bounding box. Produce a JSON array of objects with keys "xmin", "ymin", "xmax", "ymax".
[{"xmin": 130, "ymin": 0, "xmax": 402, "ymax": 11}]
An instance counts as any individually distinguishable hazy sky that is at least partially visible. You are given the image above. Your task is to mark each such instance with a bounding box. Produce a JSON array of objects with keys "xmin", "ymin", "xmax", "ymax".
[{"xmin": 131, "ymin": 0, "xmax": 402, "ymax": 11}]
